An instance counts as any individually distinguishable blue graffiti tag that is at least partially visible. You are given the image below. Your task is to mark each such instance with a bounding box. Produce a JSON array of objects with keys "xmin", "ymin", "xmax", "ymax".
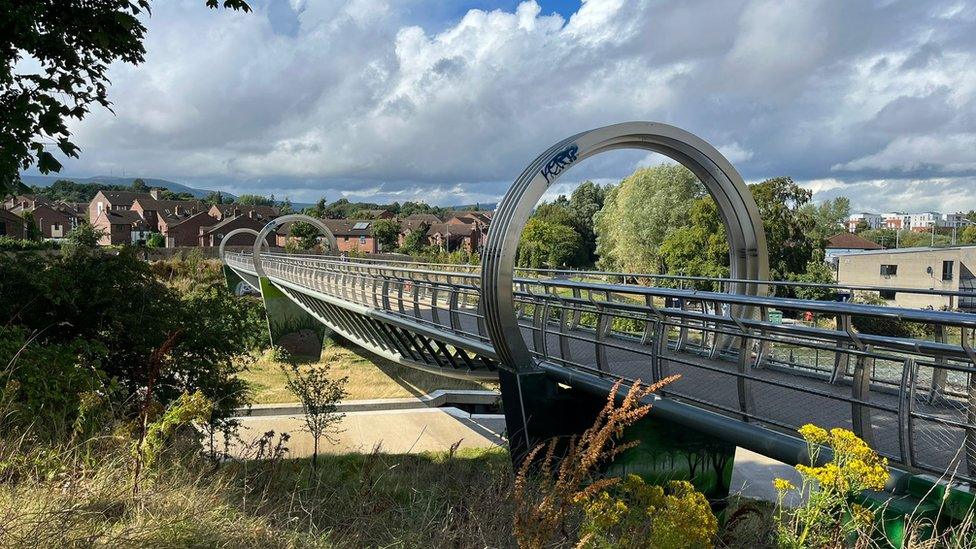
[{"xmin": 540, "ymin": 143, "xmax": 579, "ymax": 184}]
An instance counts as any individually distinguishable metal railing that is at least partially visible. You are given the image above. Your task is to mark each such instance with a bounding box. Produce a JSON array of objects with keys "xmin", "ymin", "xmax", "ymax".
[{"xmin": 225, "ymin": 250, "xmax": 976, "ymax": 485}]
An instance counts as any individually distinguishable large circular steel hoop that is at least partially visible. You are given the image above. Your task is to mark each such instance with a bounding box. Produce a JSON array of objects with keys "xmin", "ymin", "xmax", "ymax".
[
  {"xmin": 219, "ymin": 227, "xmax": 270, "ymax": 264},
  {"xmin": 252, "ymin": 214, "xmax": 340, "ymax": 278},
  {"xmin": 481, "ymin": 121, "xmax": 770, "ymax": 371}
]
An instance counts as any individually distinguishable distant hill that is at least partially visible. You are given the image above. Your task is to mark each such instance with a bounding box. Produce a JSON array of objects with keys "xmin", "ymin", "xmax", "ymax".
[{"xmin": 20, "ymin": 175, "xmax": 235, "ymax": 201}]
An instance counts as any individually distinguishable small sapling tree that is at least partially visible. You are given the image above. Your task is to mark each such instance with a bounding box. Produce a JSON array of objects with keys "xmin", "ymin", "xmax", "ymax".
[{"xmin": 280, "ymin": 354, "xmax": 348, "ymax": 470}]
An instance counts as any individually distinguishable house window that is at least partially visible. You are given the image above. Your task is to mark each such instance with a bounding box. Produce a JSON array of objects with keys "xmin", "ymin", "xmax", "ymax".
[
  {"xmin": 943, "ymin": 260, "xmax": 954, "ymax": 281},
  {"xmin": 0, "ymin": 221, "xmax": 6, "ymax": 236},
  {"xmin": 880, "ymin": 264, "xmax": 898, "ymax": 276},
  {"xmin": 879, "ymin": 289, "xmax": 896, "ymax": 300},
  {"xmin": 344, "ymin": 236, "xmax": 349, "ymax": 241},
  {"xmin": 359, "ymin": 236, "xmax": 366, "ymax": 245}
]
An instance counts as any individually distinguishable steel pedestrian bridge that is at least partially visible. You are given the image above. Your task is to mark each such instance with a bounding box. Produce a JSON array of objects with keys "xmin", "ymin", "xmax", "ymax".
[{"xmin": 222, "ymin": 123, "xmax": 976, "ymax": 499}]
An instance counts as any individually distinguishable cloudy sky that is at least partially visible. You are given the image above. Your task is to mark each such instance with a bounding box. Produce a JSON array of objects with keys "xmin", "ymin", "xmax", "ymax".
[{"xmin": 30, "ymin": 0, "xmax": 976, "ymax": 211}]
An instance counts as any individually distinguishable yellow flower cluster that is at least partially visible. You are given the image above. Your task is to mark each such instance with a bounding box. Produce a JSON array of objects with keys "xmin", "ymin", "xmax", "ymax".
[
  {"xmin": 793, "ymin": 425, "xmax": 888, "ymax": 494},
  {"xmin": 798, "ymin": 423, "xmax": 829, "ymax": 445},
  {"xmin": 577, "ymin": 475, "xmax": 717, "ymax": 549},
  {"xmin": 772, "ymin": 478, "xmax": 795, "ymax": 492},
  {"xmin": 851, "ymin": 504, "xmax": 874, "ymax": 526}
]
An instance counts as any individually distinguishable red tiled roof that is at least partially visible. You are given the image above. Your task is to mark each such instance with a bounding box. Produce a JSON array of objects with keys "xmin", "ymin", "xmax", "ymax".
[{"xmin": 825, "ymin": 232, "xmax": 884, "ymax": 250}]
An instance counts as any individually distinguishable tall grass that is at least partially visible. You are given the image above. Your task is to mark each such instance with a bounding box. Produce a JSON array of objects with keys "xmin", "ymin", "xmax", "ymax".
[{"xmin": 0, "ymin": 432, "xmax": 516, "ymax": 548}]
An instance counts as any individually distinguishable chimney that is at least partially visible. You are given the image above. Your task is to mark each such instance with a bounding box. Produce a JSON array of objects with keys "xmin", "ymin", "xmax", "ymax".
[{"xmin": 150, "ymin": 189, "xmax": 161, "ymax": 200}]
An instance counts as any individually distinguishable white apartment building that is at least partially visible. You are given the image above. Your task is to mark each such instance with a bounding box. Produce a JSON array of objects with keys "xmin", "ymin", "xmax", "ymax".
[
  {"xmin": 845, "ymin": 212, "xmax": 883, "ymax": 232},
  {"xmin": 847, "ymin": 211, "xmax": 972, "ymax": 233},
  {"xmin": 881, "ymin": 212, "xmax": 907, "ymax": 229}
]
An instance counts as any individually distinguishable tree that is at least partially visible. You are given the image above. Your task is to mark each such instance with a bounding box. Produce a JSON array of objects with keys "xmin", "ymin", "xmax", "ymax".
[
  {"xmin": 399, "ymin": 222, "xmax": 429, "ymax": 255},
  {"xmin": 800, "ymin": 196, "xmax": 850, "ymax": 247},
  {"xmin": 236, "ymin": 194, "xmax": 273, "ymax": 206},
  {"xmin": 21, "ymin": 210, "xmax": 41, "ymax": 240},
  {"xmin": 517, "ymin": 217, "xmax": 584, "ymax": 269},
  {"xmin": 203, "ymin": 191, "xmax": 229, "ymax": 206},
  {"xmin": 594, "ymin": 165, "xmax": 703, "ymax": 273},
  {"xmin": 304, "ymin": 197, "xmax": 328, "ymax": 218},
  {"xmin": 658, "ymin": 197, "xmax": 730, "ymax": 289},
  {"xmin": 280, "ymin": 357, "xmax": 348, "ymax": 470},
  {"xmin": 568, "ymin": 181, "xmax": 606, "ymax": 264},
  {"xmin": 0, "ymin": 248, "xmax": 256, "ymax": 429},
  {"xmin": 131, "ymin": 178, "xmax": 148, "ymax": 191},
  {"xmin": 62, "ymin": 222, "xmax": 104, "ymax": 252},
  {"xmin": 371, "ymin": 219, "xmax": 400, "ymax": 252},
  {"xmin": 146, "ymin": 232, "xmax": 165, "ymax": 248},
  {"xmin": 1, "ymin": 0, "xmax": 251, "ymax": 197},
  {"xmin": 279, "ymin": 197, "xmax": 294, "ymax": 215},
  {"xmin": 288, "ymin": 221, "xmax": 319, "ymax": 250},
  {"xmin": 960, "ymin": 225, "xmax": 976, "ymax": 245},
  {"xmin": 749, "ymin": 176, "xmax": 817, "ymax": 280}
]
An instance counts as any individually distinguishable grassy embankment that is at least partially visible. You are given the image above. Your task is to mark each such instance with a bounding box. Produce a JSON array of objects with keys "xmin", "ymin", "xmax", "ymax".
[{"xmin": 240, "ymin": 341, "xmax": 497, "ymax": 404}]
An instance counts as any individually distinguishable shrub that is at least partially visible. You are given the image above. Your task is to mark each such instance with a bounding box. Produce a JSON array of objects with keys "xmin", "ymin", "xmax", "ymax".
[
  {"xmin": 773, "ymin": 424, "xmax": 888, "ymax": 547},
  {"xmin": 280, "ymin": 355, "xmax": 348, "ymax": 469},
  {"xmin": 577, "ymin": 475, "xmax": 717, "ymax": 549},
  {"xmin": 0, "ymin": 236, "xmax": 58, "ymax": 251},
  {"xmin": 0, "ymin": 249, "xmax": 258, "ymax": 434},
  {"xmin": 513, "ymin": 376, "xmax": 681, "ymax": 548}
]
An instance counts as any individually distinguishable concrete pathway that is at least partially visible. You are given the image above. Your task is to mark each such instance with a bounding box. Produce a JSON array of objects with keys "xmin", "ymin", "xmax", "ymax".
[
  {"xmin": 233, "ymin": 398, "xmax": 801, "ymax": 502},
  {"xmin": 231, "ymin": 406, "xmax": 504, "ymax": 457}
]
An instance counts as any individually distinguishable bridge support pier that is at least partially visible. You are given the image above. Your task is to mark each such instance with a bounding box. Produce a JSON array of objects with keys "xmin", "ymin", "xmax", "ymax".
[
  {"xmin": 259, "ymin": 276, "xmax": 329, "ymax": 359},
  {"xmin": 500, "ymin": 369, "xmax": 736, "ymax": 500}
]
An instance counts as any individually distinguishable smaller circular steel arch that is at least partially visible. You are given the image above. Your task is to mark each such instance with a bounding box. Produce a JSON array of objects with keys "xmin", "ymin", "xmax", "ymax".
[
  {"xmin": 252, "ymin": 214, "xmax": 339, "ymax": 278},
  {"xmin": 482, "ymin": 121, "xmax": 770, "ymax": 371},
  {"xmin": 219, "ymin": 227, "xmax": 270, "ymax": 264}
]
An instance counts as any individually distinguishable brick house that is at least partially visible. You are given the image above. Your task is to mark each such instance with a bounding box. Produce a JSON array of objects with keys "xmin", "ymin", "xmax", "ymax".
[
  {"xmin": 165, "ymin": 211, "xmax": 218, "ymax": 247},
  {"xmin": 27, "ymin": 204, "xmax": 73, "ymax": 239},
  {"xmin": 322, "ymin": 219, "xmax": 380, "ymax": 253},
  {"xmin": 89, "ymin": 190, "xmax": 152, "ymax": 240},
  {"xmin": 427, "ymin": 222, "xmax": 479, "ymax": 253},
  {"xmin": 0, "ymin": 209, "xmax": 27, "ymax": 239},
  {"xmin": 132, "ymin": 196, "xmax": 206, "ymax": 235},
  {"xmin": 208, "ymin": 203, "xmax": 279, "ymax": 222},
  {"xmin": 91, "ymin": 209, "xmax": 151, "ymax": 245},
  {"xmin": 4, "ymin": 194, "xmax": 51, "ymax": 211}
]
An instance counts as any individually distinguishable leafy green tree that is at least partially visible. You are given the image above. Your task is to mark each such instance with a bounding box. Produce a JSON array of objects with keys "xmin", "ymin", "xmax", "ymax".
[
  {"xmin": 131, "ymin": 178, "xmax": 148, "ymax": 191},
  {"xmin": 750, "ymin": 176, "xmax": 817, "ymax": 280},
  {"xmin": 288, "ymin": 221, "xmax": 319, "ymax": 250},
  {"xmin": 517, "ymin": 217, "xmax": 584, "ymax": 268},
  {"xmin": 1, "ymin": 0, "xmax": 251, "ymax": 197},
  {"xmin": 279, "ymin": 197, "xmax": 294, "ymax": 215},
  {"xmin": 304, "ymin": 197, "xmax": 328, "ymax": 218},
  {"xmin": 235, "ymin": 194, "xmax": 274, "ymax": 206},
  {"xmin": 371, "ymin": 219, "xmax": 400, "ymax": 252},
  {"xmin": 280, "ymin": 357, "xmax": 348, "ymax": 470},
  {"xmin": 594, "ymin": 165, "xmax": 703, "ymax": 273},
  {"xmin": 203, "ymin": 190, "xmax": 230, "ymax": 205},
  {"xmin": 33, "ymin": 179, "xmax": 129, "ymax": 202},
  {"xmin": 21, "ymin": 210, "xmax": 41, "ymax": 240},
  {"xmin": 569, "ymin": 181, "xmax": 606, "ymax": 264},
  {"xmin": 146, "ymin": 232, "xmax": 165, "ymax": 248},
  {"xmin": 62, "ymin": 222, "xmax": 104, "ymax": 252},
  {"xmin": 960, "ymin": 225, "xmax": 976, "ymax": 245},
  {"xmin": 658, "ymin": 197, "xmax": 730, "ymax": 288},
  {"xmin": 399, "ymin": 222, "xmax": 429, "ymax": 255},
  {"xmin": 0, "ymin": 248, "xmax": 255, "ymax": 428},
  {"xmin": 800, "ymin": 196, "xmax": 850, "ymax": 246}
]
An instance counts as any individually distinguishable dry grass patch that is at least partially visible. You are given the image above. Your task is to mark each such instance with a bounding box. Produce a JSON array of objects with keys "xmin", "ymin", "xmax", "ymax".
[{"xmin": 240, "ymin": 341, "xmax": 496, "ymax": 403}]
